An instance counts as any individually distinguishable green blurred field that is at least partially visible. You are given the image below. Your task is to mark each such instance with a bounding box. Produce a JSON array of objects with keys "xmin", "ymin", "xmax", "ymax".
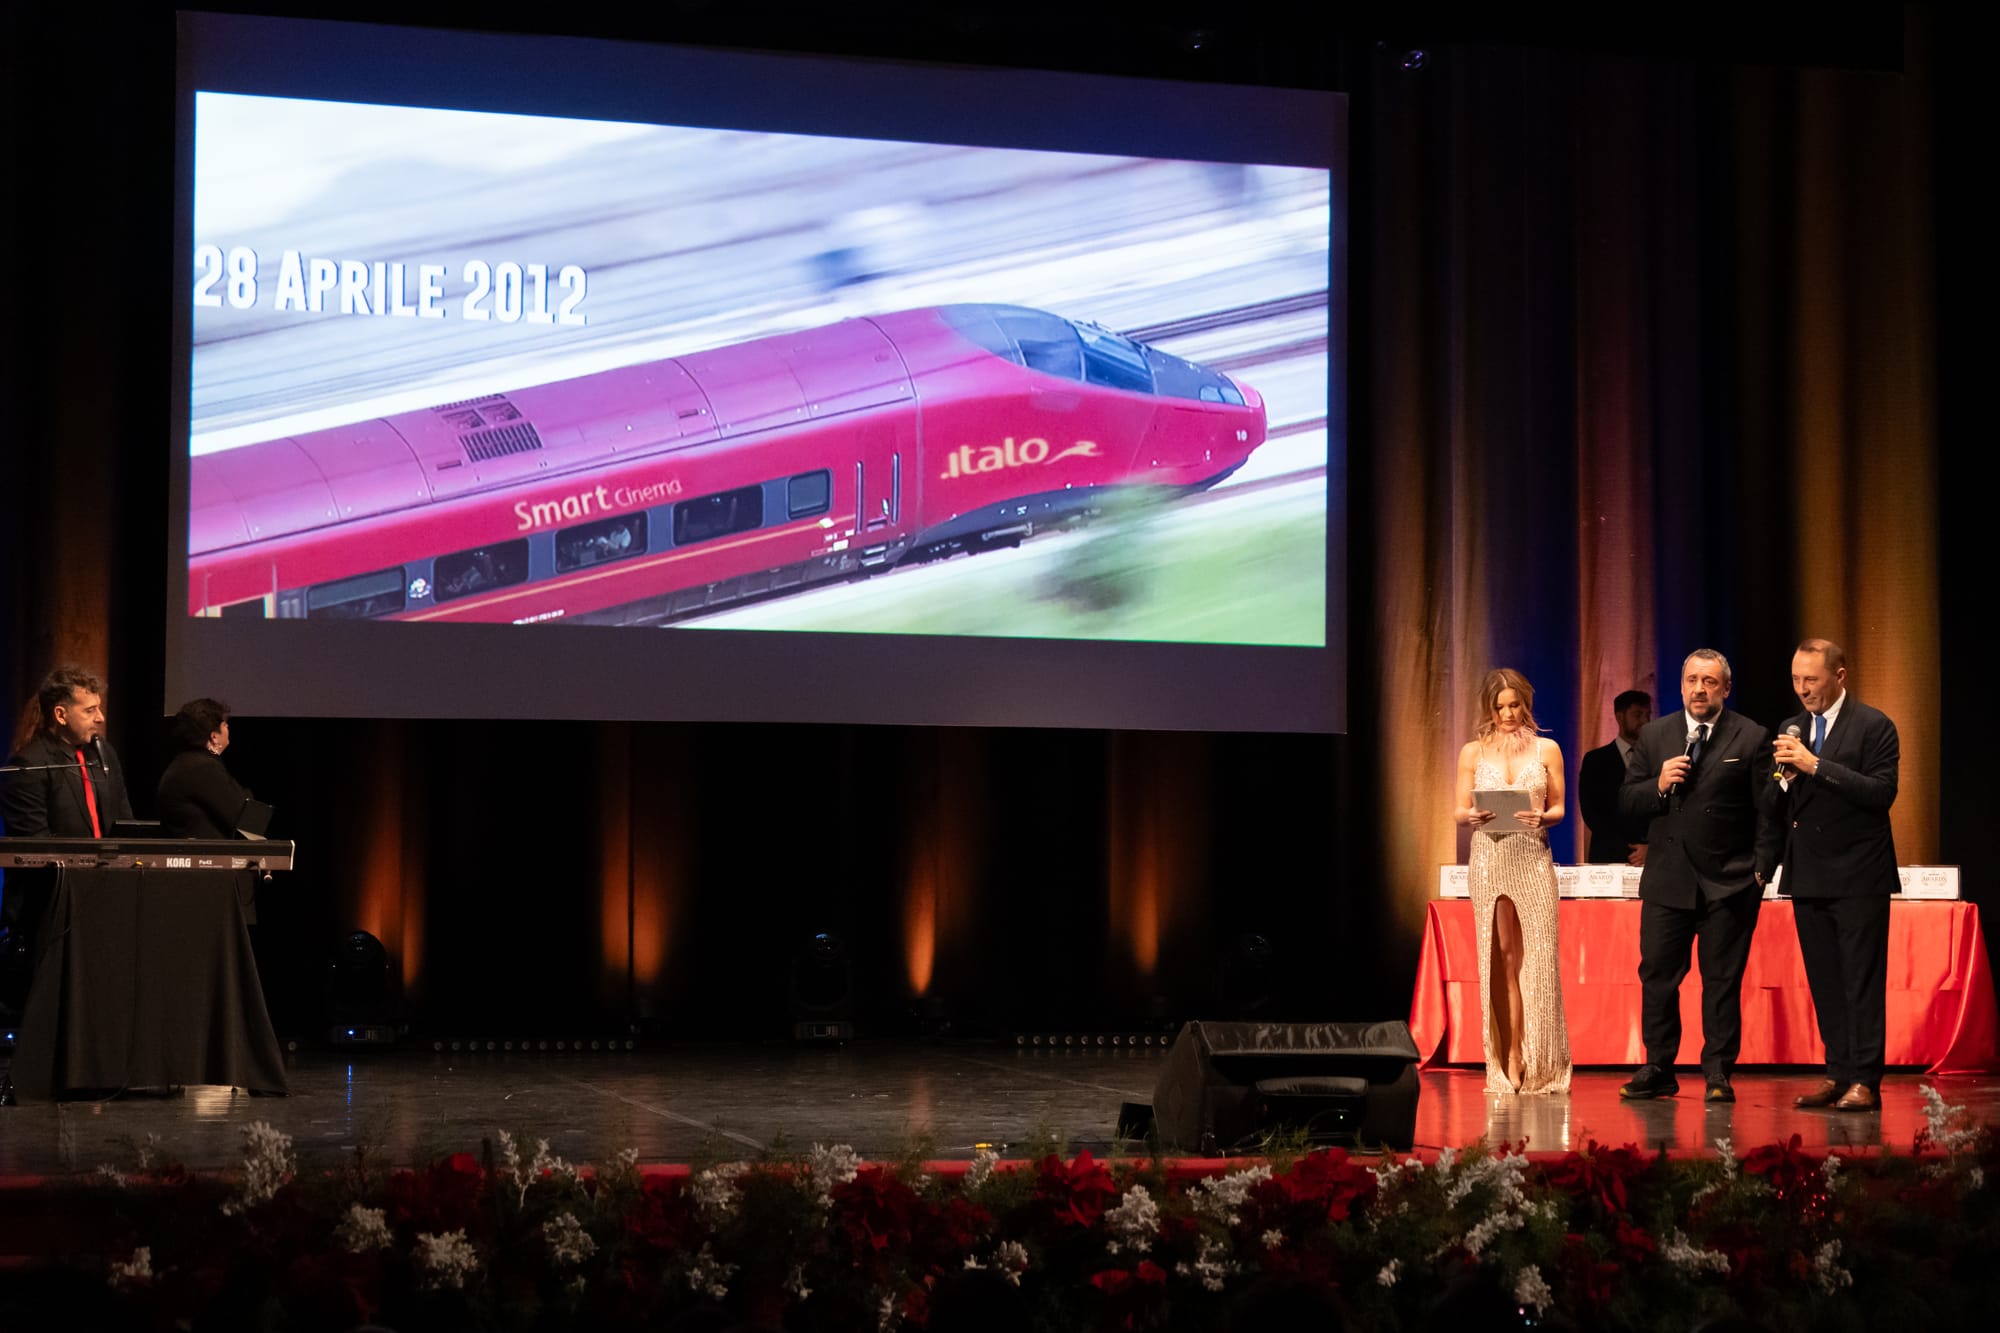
[{"xmin": 688, "ymin": 484, "xmax": 1326, "ymax": 646}]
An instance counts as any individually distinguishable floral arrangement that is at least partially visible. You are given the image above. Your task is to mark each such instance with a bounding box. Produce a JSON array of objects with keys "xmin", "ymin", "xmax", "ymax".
[{"xmin": 16, "ymin": 1086, "xmax": 1998, "ymax": 1332}]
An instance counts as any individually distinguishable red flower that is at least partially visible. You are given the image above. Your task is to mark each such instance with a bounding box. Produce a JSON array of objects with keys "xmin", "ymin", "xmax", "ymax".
[
  {"xmin": 383, "ymin": 1152, "xmax": 489, "ymax": 1237},
  {"xmin": 832, "ymin": 1167, "xmax": 923, "ymax": 1277},
  {"xmin": 1089, "ymin": 1261, "xmax": 1169, "ymax": 1327},
  {"xmin": 1609, "ymin": 1217, "xmax": 1656, "ymax": 1263},
  {"xmin": 1742, "ymin": 1134, "xmax": 1821, "ymax": 1201},
  {"xmin": 1542, "ymin": 1140, "xmax": 1652, "ymax": 1218},
  {"xmin": 1272, "ymin": 1149, "xmax": 1379, "ymax": 1224},
  {"xmin": 1034, "ymin": 1151, "xmax": 1118, "ymax": 1231}
]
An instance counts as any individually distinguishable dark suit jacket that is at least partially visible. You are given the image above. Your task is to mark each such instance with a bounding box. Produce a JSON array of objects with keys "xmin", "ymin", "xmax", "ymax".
[
  {"xmin": 1778, "ymin": 696, "xmax": 1899, "ymax": 898},
  {"xmin": 1579, "ymin": 740, "xmax": 1641, "ymax": 863},
  {"xmin": 157, "ymin": 749, "xmax": 253, "ymax": 839},
  {"xmin": 2, "ymin": 731, "xmax": 135, "ymax": 837},
  {"xmin": 1618, "ymin": 709, "xmax": 1782, "ymax": 910}
]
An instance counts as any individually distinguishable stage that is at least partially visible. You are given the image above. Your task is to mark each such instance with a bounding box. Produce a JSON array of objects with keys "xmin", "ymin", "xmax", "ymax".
[{"xmin": 5, "ymin": 1043, "xmax": 1997, "ymax": 1177}]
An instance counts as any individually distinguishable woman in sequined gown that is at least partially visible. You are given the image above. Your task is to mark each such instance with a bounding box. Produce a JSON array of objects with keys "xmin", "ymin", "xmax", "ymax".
[{"xmin": 1453, "ymin": 668, "xmax": 1572, "ymax": 1095}]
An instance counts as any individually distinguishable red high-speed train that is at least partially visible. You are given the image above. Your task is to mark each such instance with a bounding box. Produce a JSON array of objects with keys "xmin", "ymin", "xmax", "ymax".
[{"xmin": 187, "ymin": 304, "xmax": 1266, "ymax": 625}]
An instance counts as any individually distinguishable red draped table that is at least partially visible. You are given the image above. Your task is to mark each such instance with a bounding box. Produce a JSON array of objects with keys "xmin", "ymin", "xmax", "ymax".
[{"xmin": 1408, "ymin": 898, "xmax": 2000, "ymax": 1074}]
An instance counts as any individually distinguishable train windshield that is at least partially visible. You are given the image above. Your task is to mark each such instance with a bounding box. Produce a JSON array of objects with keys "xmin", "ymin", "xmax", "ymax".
[{"xmin": 1073, "ymin": 323, "xmax": 1155, "ymax": 394}]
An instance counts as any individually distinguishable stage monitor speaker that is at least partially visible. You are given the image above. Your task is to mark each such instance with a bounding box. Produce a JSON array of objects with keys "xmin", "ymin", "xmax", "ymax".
[{"xmin": 1150, "ymin": 1020, "xmax": 1420, "ymax": 1153}]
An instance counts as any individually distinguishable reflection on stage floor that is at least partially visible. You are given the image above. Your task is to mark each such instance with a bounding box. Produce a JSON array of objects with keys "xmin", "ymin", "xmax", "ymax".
[{"xmin": 4, "ymin": 1044, "xmax": 1995, "ymax": 1176}]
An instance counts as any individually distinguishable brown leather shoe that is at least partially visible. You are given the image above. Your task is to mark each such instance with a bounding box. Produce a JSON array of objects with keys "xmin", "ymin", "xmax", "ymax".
[
  {"xmin": 1794, "ymin": 1079, "xmax": 1842, "ymax": 1108},
  {"xmin": 1834, "ymin": 1083, "xmax": 1880, "ymax": 1112}
]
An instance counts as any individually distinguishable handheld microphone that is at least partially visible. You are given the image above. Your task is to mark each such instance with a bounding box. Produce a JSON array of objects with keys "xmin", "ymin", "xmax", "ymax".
[
  {"xmin": 1775, "ymin": 724, "xmax": 1801, "ymax": 780},
  {"xmin": 1670, "ymin": 727, "xmax": 1699, "ymax": 796}
]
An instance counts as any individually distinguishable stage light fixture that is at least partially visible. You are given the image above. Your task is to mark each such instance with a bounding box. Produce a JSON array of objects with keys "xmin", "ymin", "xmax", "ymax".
[
  {"xmin": 326, "ymin": 930, "xmax": 398, "ymax": 1047},
  {"xmin": 790, "ymin": 930, "xmax": 855, "ymax": 1042}
]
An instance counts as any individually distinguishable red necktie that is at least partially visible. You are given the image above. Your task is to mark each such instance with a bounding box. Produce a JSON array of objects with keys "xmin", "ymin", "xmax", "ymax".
[{"xmin": 75, "ymin": 747, "xmax": 102, "ymax": 837}]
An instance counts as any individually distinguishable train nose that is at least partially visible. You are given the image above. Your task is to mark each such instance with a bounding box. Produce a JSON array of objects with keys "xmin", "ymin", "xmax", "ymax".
[{"xmin": 1228, "ymin": 375, "xmax": 1263, "ymax": 414}]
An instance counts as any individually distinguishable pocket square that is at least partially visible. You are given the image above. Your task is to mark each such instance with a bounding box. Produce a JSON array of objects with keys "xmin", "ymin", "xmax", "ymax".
[{"xmin": 1722, "ymin": 757, "xmax": 1740, "ymax": 763}]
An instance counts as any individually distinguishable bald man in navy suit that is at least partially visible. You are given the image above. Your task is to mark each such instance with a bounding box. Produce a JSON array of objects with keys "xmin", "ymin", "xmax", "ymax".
[{"xmin": 1776, "ymin": 638, "xmax": 1900, "ymax": 1114}]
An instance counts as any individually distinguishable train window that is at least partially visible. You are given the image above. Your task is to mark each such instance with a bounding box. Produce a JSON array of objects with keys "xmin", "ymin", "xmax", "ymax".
[
  {"xmin": 942, "ymin": 304, "xmax": 1086, "ymax": 382},
  {"xmin": 787, "ymin": 470, "xmax": 831, "ymax": 519},
  {"xmin": 1197, "ymin": 383, "xmax": 1246, "ymax": 405},
  {"xmin": 673, "ymin": 485, "xmax": 764, "ymax": 546},
  {"xmin": 305, "ymin": 566, "xmax": 406, "ymax": 620},
  {"xmin": 1077, "ymin": 325, "xmax": 1155, "ymax": 394},
  {"xmin": 435, "ymin": 538, "xmax": 531, "ymax": 601},
  {"xmin": 219, "ymin": 598, "xmax": 266, "ymax": 619},
  {"xmin": 555, "ymin": 513, "xmax": 648, "ymax": 573}
]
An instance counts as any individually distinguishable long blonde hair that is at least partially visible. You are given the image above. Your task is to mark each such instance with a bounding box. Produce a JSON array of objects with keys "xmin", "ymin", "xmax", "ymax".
[{"xmin": 1474, "ymin": 668, "xmax": 1540, "ymax": 742}]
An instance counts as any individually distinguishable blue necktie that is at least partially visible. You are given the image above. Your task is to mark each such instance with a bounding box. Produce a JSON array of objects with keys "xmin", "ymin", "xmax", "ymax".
[
  {"xmin": 1810, "ymin": 713, "xmax": 1825, "ymax": 754},
  {"xmin": 1688, "ymin": 723, "xmax": 1708, "ymax": 768}
]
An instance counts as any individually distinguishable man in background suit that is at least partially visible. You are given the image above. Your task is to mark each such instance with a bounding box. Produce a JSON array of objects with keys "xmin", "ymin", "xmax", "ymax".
[
  {"xmin": 1617, "ymin": 650, "xmax": 1782, "ymax": 1103},
  {"xmin": 1580, "ymin": 689, "xmax": 1651, "ymax": 865},
  {"xmin": 1777, "ymin": 637, "xmax": 1900, "ymax": 1113}
]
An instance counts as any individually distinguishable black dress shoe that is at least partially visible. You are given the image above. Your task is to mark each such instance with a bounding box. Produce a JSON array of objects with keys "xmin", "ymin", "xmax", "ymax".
[
  {"xmin": 1619, "ymin": 1064, "xmax": 1679, "ymax": 1099},
  {"xmin": 1705, "ymin": 1076, "xmax": 1735, "ymax": 1104}
]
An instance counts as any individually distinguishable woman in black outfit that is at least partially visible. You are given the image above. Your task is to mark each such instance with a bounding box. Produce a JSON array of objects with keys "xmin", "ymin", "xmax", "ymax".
[{"xmin": 157, "ymin": 698, "xmax": 250, "ymax": 838}]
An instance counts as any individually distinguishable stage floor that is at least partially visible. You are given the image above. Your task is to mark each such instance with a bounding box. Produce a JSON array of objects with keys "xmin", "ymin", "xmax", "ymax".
[{"xmin": 4, "ymin": 1045, "xmax": 1996, "ymax": 1176}]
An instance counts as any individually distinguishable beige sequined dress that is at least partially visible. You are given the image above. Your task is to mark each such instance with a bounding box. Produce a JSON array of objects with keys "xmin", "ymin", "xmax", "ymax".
[{"xmin": 1469, "ymin": 756, "xmax": 1572, "ymax": 1095}]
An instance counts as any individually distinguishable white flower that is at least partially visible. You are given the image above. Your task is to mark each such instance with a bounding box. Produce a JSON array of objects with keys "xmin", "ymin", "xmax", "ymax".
[
  {"xmin": 222, "ymin": 1120, "xmax": 295, "ymax": 1215},
  {"xmin": 966, "ymin": 1147, "xmax": 1001, "ymax": 1190},
  {"xmin": 1261, "ymin": 1229, "xmax": 1285, "ymax": 1250},
  {"xmin": 1174, "ymin": 1234, "xmax": 1238, "ymax": 1292},
  {"xmin": 96, "ymin": 1163, "xmax": 128, "ymax": 1187},
  {"xmin": 1919, "ymin": 1084, "xmax": 1985, "ymax": 1153},
  {"xmin": 498, "ymin": 1130, "xmax": 578, "ymax": 1206},
  {"xmin": 1812, "ymin": 1239, "xmax": 1853, "ymax": 1293},
  {"xmin": 687, "ymin": 1241, "xmax": 738, "ymax": 1301},
  {"xmin": 877, "ymin": 1292, "xmax": 899, "ymax": 1331},
  {"xmin": 1428, "ymin": 1152, "xmax": 1536, "ymax": 1260},
  {"xmin": 544, "ymin": 1211, "xmax": 598, "ymax": 1266},
  {"xmin": 415, "ymin": 1229, "xmax": 481, "ymax": 1290},
  {"xmin": 1103, "ymin": 1184, "xmax": 1161, "ymax": 1254},
  {"xmin": 336, "ymin": 1203, "xmax": 393, "ymax": 1253},
  {"xmin": 1822, "ymin": 1152, "xmax": 1843, "ymax": 1185},
  {"xmin": 962, "ymin": 1238, "xmax": 1030, "ymax": 1287},
  {"xmin": 993, "ymin": 1239, "xmax": 1029, "ymax": 1286},
  {"xmin": 783, "ymin": 1263, "xmax": 812, "ymax": 1301},
  {"xmin": 1188, "ymin": 1165, "xmax": 1272, "ymax": 1226},
  {"xmin": 1513, "ymin": 1264, "xmax": 1552, "ymax": 1315},
  {"xmin": 805, "ymin": 1142, "xmax": 862, "ymax": 1205},
  {"xmin": 1661, "ymin": 1228, "xmax": 1732, "ymax": 1276},
  {"xmin": 615, "ymin": 1146, "xmax": 641, "ymax": 1175},
  {"xmin": 1377, "ymin": 1258, "xmax": 1401, "ymax": 1287},
  {"xmin": 691, "ymin": 1162, "xmax": 748, "ymax": 1217},
  {"xmin": 136, "ymin": 1133, "xmax": 163, "ymax": 1171},
  {"xmin": 108, "ymin": 1246, "xmax": 153, "ymax": 1288},
  {"xmin": 1712, "ymin": 1137, "xmax": 1738, "ymax": 1181}
]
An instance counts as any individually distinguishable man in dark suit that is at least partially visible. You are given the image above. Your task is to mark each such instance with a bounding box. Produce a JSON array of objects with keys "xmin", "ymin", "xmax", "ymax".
[
  {"xmin": 1579, "ymin": 689, "xmax": 1651, "ymax": 865},
  {"xmin": 1616, "ymin": 649, "xmax": 1782, "ymax": 1103},
  {"xmin": 1776, "ymin": 637, "xmax": 1900, "ymax": 1113},
  {"xmin": 2, "ymin": 668, "xmax": 136, "ymax": 966},
  {"xmin": 2, "ymin": 667, "xmax": 135, "ymax": 842}
]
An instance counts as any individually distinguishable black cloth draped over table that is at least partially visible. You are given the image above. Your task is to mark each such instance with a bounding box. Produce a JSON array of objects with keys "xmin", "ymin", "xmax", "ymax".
[{"xmin": 10, "ymin": 866, "xmax": 287, "ymax": 1100}]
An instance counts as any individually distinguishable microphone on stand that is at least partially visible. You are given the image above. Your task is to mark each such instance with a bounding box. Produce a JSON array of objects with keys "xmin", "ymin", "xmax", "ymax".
[
  {"xmin": 1774, "ymin": 724, "xmax": 1802, "ymax": 781},
  {"xmin": 92, "ymin": 737, "xmax": 109, "ymax": 771}
]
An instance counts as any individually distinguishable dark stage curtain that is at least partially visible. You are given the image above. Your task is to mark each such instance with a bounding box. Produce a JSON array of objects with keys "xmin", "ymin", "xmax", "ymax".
[{"xmin": 1357, "ymin": 22, "xmax": 1941, "ymax": 956}]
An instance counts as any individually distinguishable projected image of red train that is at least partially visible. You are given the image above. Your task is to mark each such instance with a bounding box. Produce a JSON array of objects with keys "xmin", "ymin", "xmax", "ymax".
[{"xmin": 188, "ymin": 304, "xmax": 1266, "ymax": 626}]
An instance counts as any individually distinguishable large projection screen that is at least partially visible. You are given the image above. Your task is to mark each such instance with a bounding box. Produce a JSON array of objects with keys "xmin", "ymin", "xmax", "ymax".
[{"xmin": 169, "ymin": 12, "xmax": 1347, "ymax": 732}]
